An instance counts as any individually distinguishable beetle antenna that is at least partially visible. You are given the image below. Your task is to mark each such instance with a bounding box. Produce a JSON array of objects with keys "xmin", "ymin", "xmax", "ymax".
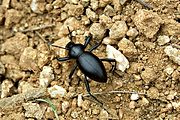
[
  {"xmin": 48, "ymin": 42, "xmax": 69, "ymax": 50},
  {"xmin": 35, "ymin": 31, "xmax": 69, "ymax": 50},
  {"xmin": 67, "ymin": 26, "xmax": 73, "ymax": 41}
]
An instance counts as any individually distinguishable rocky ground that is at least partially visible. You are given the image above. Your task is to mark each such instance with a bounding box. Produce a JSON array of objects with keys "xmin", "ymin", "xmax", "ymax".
[{"xmin": 0, "ymin": 0, "xmax": 180, "ymax": 120}]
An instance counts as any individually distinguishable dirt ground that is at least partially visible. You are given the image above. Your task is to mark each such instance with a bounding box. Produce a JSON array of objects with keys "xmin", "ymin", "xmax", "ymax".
[{"xmin": 0, "ymin": 0, "xmax": 180, "ymax": 120}]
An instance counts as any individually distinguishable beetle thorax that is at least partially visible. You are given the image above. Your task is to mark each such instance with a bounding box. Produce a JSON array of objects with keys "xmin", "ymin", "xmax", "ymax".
[{"xmin": 68, "ymin": 44, "xmax": 84, "ymax": 58}]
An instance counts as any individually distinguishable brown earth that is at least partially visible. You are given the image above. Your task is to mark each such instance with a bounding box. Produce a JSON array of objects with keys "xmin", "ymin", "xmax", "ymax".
[{"xmin": 0, "ymin": 0, "xmax": 180, "ymax": 120}]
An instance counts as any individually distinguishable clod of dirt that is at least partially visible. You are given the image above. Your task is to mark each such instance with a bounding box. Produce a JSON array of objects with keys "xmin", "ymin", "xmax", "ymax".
[
  {"xmin": 164, "ymin": 46, "xmax": 180, "ymax": 65},
  {"xmin": 127, "ymin": 62, "xmax": 144, "ymax": 74},
  {"xmin": 5, "ymin": 9, "xmax": 22, "ymax": 28},
  {"xmin": 39, "ymin": 66, "xmax": 54, "ymax": 87},
  {"xmin": 157, "ymin": 35, "xmax": 170, "ymax": 46},
  {"xmin": 48, "ymin": 85, "xmax": 67, "ymax": 98},
  {"xmin": 1, "ymin": 79, "xmax": 14, "ymax": 98},
  {"xmin": 147, "ymin": 87, "xmax": 159, "ymax": 99},
  {"xmin": 118, "ymin": 38, "xmax": 137, "ymax": 58},
  {"xmin": 133, "ymin": 9, "xmax": 162, "ymax": 38},
  {"xmin": 161, "ymin": 19, "xmax": 180, "ymax": 36},
  {"xmin": 106, "ymin": 45, "xmax": 129, "ymax": 72},
  {"xmin": 141, "ymin": 67, "xmax": 157, "ymax": 84},
  {"xmin": 109, "ymin": 21, "xmax": 128, "ymax": 39},
  {"xmin": 1, "ymin": 32, "xmax": 28, "ymax": 57},
  {"xmin": 45, "ymin": 107, "xmax": 55, "ymax": 119},
  {"xmin": 89, "ymin": 23, "xmax": 106, "ymax": 39},
  {"xmin": 18, "ymin": 81, "xmax": 35, "ymax": 93},
  {"xmin": 1, "ymin": 55, "xmax": 25, "ymax": 81},
  {"xmin": 86, "ymin": 8, "xmax": 98, "ymax": 21},
  {"xmin": 19, "ymin": 47, "xmax": 39, "ymax": 71},
  {"xmin": 99, "ymin": 14, "xmax": 112, "ymax": 28},
  {"xmin": 2, "ymin": 0, "xmax": 10, "ymax": 8},
  {"xmin": 23, "ymin": 102, "xmax": 46, "ymax": 120},
  {"xmin": 66, "ymin": 4, "xmax": 84, "ymax": 17},
  {"xmin": 104, "ymin": 5, "xmax": 116, "ymax": 17}
]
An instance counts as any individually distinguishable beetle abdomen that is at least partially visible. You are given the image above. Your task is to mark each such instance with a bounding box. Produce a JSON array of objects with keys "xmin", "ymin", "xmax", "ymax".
[{"xmin": 77, "ymin": 52, "xmax": 107, "ymax": 83}]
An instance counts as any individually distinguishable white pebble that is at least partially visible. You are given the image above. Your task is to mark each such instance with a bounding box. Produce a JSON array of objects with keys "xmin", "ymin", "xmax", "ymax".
[
  {"xmin": 106, "ymin": 45, "xmax": 129, "ymax": 72},
  {"xmin": 77, "ymin": 94, "xmax": 83, "ymax": 107},
  {"xmin": 1, "ymin": 79, "xmax": 13, "ymax": 98},
  {"xmin": 48, "ymin": 85, "xmax": 67, "ymax": 98},
  {"xmin": 130, "ymin": 93, "xmax": 139, "ymax": 101},
  {"xmin": 39, "ymin": 66, "xmax": 54, "ymax": 87},
  {"xmin": 164, "ymin": 46, "xmax": 180, "ymax": 65},
  {"xmin": 157, "ymin": 35, "xmax": 170, "ymax": 45}
]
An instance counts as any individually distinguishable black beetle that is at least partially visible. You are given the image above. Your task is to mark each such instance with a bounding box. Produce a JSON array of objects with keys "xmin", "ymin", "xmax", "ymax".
[{"xmin": 49, "ymin": 27, "xmax": 117, "ymax": 105}]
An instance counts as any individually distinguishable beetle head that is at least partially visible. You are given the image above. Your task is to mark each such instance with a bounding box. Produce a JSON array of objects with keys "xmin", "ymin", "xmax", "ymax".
[{"xmin": 66, "ymin": 42, "xmax": 75, "ymax": 49}]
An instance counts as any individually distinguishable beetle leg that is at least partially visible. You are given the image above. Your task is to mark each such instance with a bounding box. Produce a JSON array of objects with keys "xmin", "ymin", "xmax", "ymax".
[
  {"xmin": 84, "ymin": 76, "xmax": 103, "ymax": 106},
  {"xmin": 101, "ymin": 58, "xmax": 117, "ymax": 73},
  {"xmin": 57, "ymin": 57, "xmax": 70, "ymax": 61},
  {"xmin": 84, "ymin": 35, "xmax": 92, "ymax": 48},
  {"xmin": 88, "ymin": 39, "xmax": 103, "ymax": 52},
  {"xmin": 69, "ymin": 64, "xmax": 78, "ymax": 79}
]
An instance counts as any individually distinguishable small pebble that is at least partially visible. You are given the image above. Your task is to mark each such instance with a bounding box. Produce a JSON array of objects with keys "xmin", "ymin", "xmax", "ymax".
[
  {"xmin": 77, "ymin": 94, "xmax": 83, "ymax": 107},
  {"xmin": 141, "ymin": 67, "xmax": 157, "ymax": 84},
  {"xmin": 92, "ymin": 108, "xmax": 100, "ymax": 115},
  {"xmin": 140, "ymin": 97, "xmax": 149, "ymax": 106},
  {"xmin": 157, "ymin": 35, "xmax": 170, "ymax": 45},
  {"xmin": 82, "ymin": 100, "xmax": 90, "ymax": 110},
  {"xmin": 39, "ymin": 66, "xmax": 54, "ymax": 87},
  {"xmin": 71, "ymin": 111, "xmax": 78, "ymax": 119},
  {"xmin": 62, "ymin": 101, "xmax": 70, "ymax": 113},
  {"xmin": 99, "ymin": 109, "xmax": 108, "ymax": 119},
  {"xmin": 48, "ymin": 85, "xmax": 67, "ymax": 98},
  {"xmin": 164, "ymin": 65, "xmax": 174, "ymax": 75},
  {"xmin": 126, "ymin": 27, "xmax": 138, "ymax": 38},
  {"xmin": 86, "ymin": 8, "xmax": 98, "ymax": 21},
  {"xmin": 130, "ymin": 93, "xmax": 139, "ymax": 101},
  {"xmin": 106, "ymin": 45, "xmax": 129, "ymax": 72},
  {"xmin": 129, "ymin": 101, "xmax": 136, "ymax": 109}
]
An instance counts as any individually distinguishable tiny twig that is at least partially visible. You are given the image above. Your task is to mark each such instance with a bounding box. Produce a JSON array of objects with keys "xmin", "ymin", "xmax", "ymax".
[
  {"xmin": 35, "ymin": 31, "xmax": 48, "ymax": 43},
  {"xmin": 19, "ymin": 24, "xmax": 55, "ymax": 33},
  {"xmin": 83, "ymin": 90, "xmax": 146, "ymax": 97},
  {"xmin": 135, "ymin": 0, "xmax": 153, "ymax": 9}
]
